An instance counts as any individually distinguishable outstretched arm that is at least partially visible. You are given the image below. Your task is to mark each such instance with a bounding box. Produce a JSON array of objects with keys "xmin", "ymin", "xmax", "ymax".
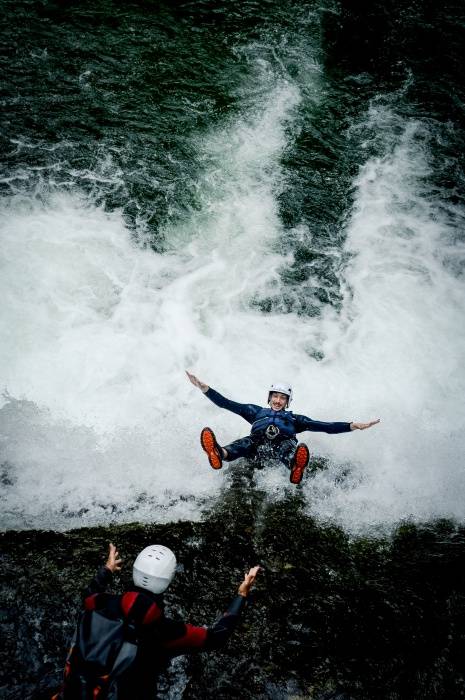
[
  {"xmin": 205, "ymin": 564, "xmax": 261, "ymax": 649},
  {"xmin": 295, "ymin": 415, "xmax": 380, "ymax": 435},
  {"xmin": 162, "ymin": 566, "xmax": 261, "ymax": 654},
  {"xmin": 82, "ymin": 543, "xmax": 123, "ymax": 599},
  {"xmin": 186, "ymin": 370, "xmax": 261, "ymax": 423},
  {"xmin": 295, "ymin": 415, "xmax": 352, "ymax": 434}
]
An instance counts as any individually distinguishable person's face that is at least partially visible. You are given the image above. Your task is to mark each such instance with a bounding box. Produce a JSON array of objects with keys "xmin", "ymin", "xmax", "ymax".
[{"xmin": 269, "ymin": 392, "xmax": 288, "ymax": 411}]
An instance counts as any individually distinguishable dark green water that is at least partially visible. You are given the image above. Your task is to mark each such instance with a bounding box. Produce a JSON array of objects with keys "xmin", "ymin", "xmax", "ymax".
[{"xmin": 3, "ymin": 0, "xmax": 463, "ymax": 301}]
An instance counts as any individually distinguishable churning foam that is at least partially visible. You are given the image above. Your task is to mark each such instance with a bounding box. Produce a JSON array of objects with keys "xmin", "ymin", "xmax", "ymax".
[
  {"xmin": 1, "ymin": 75, "xmax": 307, "ymax": 530},
  {"xmin": 302, "ymin": 110, "xmax": 465, "ymax": 530},
  {"xmin": 2, "ymin": 85, "xmax": 464, "ymax": 530}
]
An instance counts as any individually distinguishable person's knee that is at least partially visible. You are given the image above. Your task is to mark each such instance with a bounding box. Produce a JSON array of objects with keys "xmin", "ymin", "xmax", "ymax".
[{"xmin": 223, "ymin": 437, "xmax": 255, "ymax": 461}]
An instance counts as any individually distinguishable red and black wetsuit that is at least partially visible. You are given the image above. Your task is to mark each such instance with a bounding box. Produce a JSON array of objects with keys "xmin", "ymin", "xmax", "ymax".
[{"xmin": 75, "ymin": 565, "xmax": 247, "ymax": 698}]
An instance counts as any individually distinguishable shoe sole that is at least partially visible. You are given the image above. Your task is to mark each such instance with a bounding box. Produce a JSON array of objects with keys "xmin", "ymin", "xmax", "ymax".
[
  {"xmin": 290, "ymin": 444, "xmax": 310, "ymax": 484},
  {"xmin": 200, "ymin": 427, "xmax": 223, "ymax": 470}
]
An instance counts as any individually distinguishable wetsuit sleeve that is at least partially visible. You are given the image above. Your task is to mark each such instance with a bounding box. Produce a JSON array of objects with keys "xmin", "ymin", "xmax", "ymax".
[
  {"xmin": 82, "ymin": 566, "xmax": 113, "ymax": 599},
  {"xmin": 203, "ymin": 594, "xmax": 247, "ymax": 649},
  {"xmin": 294, "ymin": 414, "xmax": 352, "ymax": 434},
  {"xmin": 205, "ymin": 387, "xmax": 261, "ymax": 424},
  {"xmin": 161, "ymin": 595, "xmax": 247, "ymax": 655}
]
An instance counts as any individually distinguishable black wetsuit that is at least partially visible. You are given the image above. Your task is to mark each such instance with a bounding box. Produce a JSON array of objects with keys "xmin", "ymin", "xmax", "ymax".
[
  {"xmin": 60, "ymin": 565, "xmax": 248, "ymax": 699},
  {"xmin": 205, "ymin": 386, "xmax": 352, "ymax": 468}
]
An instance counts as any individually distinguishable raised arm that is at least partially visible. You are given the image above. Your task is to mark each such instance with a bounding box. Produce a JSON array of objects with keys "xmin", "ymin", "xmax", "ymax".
[
  {"xmin": 205, "ymin": 565, "xmax": 260, "ymax": 649},
  {"xmin": 82, "ymin": 543, "xmax": 122, "ymax": 599},
  {"xmin": 162, "ymin": 566, "xmax": 261, "ymax": 654},
  {"xmin": 186, "ymin": 371, "xmax": 261, "ymax": 423},
  {"xmin": 294, "ymin": 415, "xmax": 352, "ymax": 434},
  {"xmin": 295, "ymin": 415, "xmax": 380, "ymax": 434}
]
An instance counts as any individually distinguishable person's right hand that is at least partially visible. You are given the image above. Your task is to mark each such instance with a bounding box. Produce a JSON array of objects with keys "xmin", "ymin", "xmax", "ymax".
[
  {"xmin": 105, "ymin": 543, "xmax": 123, "ymax": 573},
  {"xmin": 185, "ymin": 370, "xmax": 209, "ymax": 393},
  {"xmin": 238, "ymin": 566, "xmax": 261, "ymax": 597}
]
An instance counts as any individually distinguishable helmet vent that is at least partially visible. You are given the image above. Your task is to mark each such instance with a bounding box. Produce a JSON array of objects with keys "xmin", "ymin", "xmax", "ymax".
[{"xmin": 133, "ymin": 545, "xmax": 177, "ymax": 594}]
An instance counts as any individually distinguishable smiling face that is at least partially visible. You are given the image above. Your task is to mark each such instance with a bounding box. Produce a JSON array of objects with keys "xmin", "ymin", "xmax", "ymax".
[{"xmin": 269, "ymin": 391, "xmax": 289, "ymax": 411}]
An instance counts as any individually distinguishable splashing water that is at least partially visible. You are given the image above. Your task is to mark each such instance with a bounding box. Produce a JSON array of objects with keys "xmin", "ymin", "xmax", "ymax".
[{"xmin": 1, "ymin": 31, "xmax": 464, "ymax": 532}]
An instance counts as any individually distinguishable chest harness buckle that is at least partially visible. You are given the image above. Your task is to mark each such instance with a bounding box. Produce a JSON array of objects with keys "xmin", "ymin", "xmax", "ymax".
[{"xmin": 265, "ymin": 424, "xmax": 280, "ymax": 440}]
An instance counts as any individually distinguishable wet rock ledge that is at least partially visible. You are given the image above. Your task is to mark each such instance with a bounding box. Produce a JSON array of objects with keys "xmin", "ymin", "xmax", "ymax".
[{"xmin": 1, "ymin": 485, "xmax": 465, "ymax": 699}]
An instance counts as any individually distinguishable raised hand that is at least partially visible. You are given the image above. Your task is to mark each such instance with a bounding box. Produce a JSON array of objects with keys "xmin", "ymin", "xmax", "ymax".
[
  {"xmin": 105, "ymin": 542, "xmax": 123, "ymax": 573},
  {"xmin": 185, "ymin": 370, "xmax": 209, "ymax": 393},
  {"xmin": 238, "ymin": 566, "xmax": 261, "ymax": 597}
]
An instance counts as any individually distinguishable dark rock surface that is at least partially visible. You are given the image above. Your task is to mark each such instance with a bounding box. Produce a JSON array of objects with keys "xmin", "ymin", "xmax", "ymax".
[{"xmin": 2, "ymin": 473, "xmax": 465, "ymax": 699}]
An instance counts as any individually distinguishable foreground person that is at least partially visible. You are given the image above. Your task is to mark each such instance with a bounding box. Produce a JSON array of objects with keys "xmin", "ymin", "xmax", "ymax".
[
  {"xmin": 186, "ymin": 371, "xmax": 380, "ymax": 484},
  {"xmin": 54, "ymin": 543, "xmax": 260, "ymax": 699}
]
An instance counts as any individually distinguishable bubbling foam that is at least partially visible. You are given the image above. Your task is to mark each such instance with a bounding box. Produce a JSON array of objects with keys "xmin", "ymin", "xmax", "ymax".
[
  {"xmin": 302, "ymin": 112, "xmax": 465, "ymax": 530},
  {"xmin": 0, "ymin": 78, "xmax": 309, "ymax": 530}
]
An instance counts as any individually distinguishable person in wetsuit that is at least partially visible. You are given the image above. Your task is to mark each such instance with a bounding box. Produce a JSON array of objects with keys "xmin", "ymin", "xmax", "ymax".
[
  {"xmin": 56, "ymin": 543, "xmax": 259, "ymax": 699},
  {"xmin": 186, "ymin": 371, "xmax": 380, "ymax": 484}
]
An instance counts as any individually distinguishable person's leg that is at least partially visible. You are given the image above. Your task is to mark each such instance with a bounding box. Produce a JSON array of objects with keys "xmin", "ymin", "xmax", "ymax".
[
  {"xmin": 272, "ymin": 438, "xmax": 310, "ymax": 483},
  {"xmin": 289, "ymin": 443, "xmax": 310, "ymax": 484},
  {"xmin": 201, "ymin": 430, "xmax": 256, "ymax": 469},
  {"xmin": 200, "ymin": 427, "xmax": 224, "ymax": 469},
  {"xmin": 274, "ymin": 438, "xmax": 298, "ymax": 470},
  {"xmin": 222, "ymin": 436, "xmax": 257, "ymax": 461}
]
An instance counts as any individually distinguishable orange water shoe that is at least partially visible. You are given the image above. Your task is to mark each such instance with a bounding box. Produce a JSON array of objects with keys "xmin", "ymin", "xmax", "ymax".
[
  {"xmin": 289, "ymin": 443, "xmax": 310, "ymax": 484},
  {"xmin": 200, "ymin": 427, "xmax": 223, "ymax": 470}
]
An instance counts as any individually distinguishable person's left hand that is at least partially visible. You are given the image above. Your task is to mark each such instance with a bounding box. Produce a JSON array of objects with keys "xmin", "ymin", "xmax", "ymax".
[
  {"xmin": 105, "ymin": 542, "xmax": 123, "ymax": 573},
  {"xmin": 350, "ymin": 419, "xmax": 380, "ymax": 430},
  {"xmin": 238, "ymin": 566, "xmax": 261, "ymax": 597}
]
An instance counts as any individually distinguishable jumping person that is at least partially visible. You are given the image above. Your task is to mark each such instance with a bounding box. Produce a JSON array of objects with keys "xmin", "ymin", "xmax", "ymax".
[
  {"xmin": 186, "ymin": 371, "xmax": 379, "ymax": 484},
  {"xmin": 55, "ymin": 543, "xmax": 260, "ymax": 699}
]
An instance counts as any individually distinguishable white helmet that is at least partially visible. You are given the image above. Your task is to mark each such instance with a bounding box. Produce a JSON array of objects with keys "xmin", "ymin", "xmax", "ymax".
[
  {"xmin": 268, "ymin": 381, "xmax": 293, "ymax": 406},
  {"xmin": 133, "ymin": 545, "xmax": 177, "ymax": 595}
]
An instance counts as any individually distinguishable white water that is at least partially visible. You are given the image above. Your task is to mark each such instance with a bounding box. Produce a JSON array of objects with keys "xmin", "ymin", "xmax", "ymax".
[
  {"xmin": 304, "ymin": 110, "xmax": 465, "ymax": 529},
  {"xmin": 1, "ymin": 81, "xmax": 465, "ymax": 531}
]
